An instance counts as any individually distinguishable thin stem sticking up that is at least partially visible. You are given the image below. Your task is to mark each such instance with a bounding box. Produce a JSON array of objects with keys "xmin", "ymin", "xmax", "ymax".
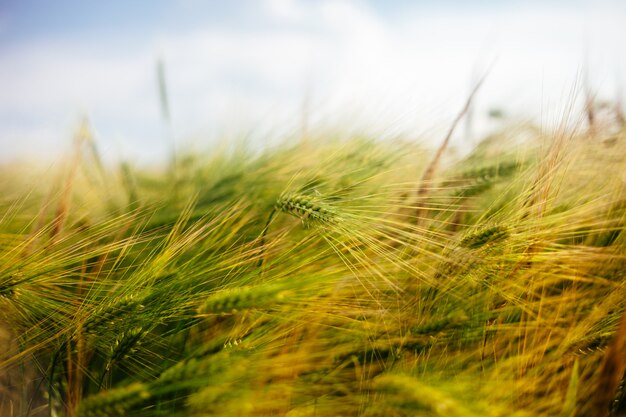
[{"xmin": 414, "ymin": 72, "xmax": 488, "ymax": 225}]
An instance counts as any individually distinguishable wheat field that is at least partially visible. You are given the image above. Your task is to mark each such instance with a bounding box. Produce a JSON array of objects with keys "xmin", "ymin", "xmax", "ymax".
[{"xmin": 0, "ymin": 116, "xmax": 625, "ymax": 416}]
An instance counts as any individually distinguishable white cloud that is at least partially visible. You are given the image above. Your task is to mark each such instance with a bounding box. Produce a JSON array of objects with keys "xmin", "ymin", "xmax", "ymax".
[{"xmin": 1, "ymin": 0, "xmax": 625, "ymax": 162}]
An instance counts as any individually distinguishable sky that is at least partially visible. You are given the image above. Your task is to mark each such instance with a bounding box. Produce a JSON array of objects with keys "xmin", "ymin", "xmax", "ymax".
[{"xmin": 0, "ymin": 0, "xmax": 625, "ymax": 164}]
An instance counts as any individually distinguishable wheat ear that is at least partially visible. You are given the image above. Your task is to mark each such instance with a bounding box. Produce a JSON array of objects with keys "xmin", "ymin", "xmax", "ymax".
[
  {"xmin": 275, "ymin": 193, "xmax": 339, "ymax": 226},
  {"xmin": 460, "ymin": 225, "xmax": 510, "ymax": 249},
  {"xmin": 77, "ymin": 382, "xmax": 150, "ymax": 417},
  {"xmin": 81, "ymin": 294, "xmax": 144, "ymax": 335},
  {"xmin": 197, "ymin": 283, "xmax": 291, "ymax": 315},
  {"xmin": 372, "ymin": 374, "xmax": 479, "ymax": 417}
]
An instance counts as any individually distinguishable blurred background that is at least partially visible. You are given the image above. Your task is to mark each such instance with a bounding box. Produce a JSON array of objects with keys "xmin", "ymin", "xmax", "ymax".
[{"xmin": 1, "ymin": 0, "xmax": 625, "ymax": 164}]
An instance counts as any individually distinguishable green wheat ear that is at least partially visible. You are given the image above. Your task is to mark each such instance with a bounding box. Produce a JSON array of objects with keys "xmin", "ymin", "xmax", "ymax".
[
  {"xmin": 77, "ymin": 382, "xmax": 151, "ymax": 417},
  {"xmin": 372, "ymin": 374, "xmax": 479, "ymax": 417},
  {"xmin": 82, "ymin": 294, "xmax": 145, "ymax": 335},
  {"xmin": 197, "ymin": 283, "xmax": 292, "ymax": 315},
  {"xmin": 452, "ymin": 160, "xmax": 520, "ymax": 197},
  {"xmin": 105, "ymin": 327, "xmax": 145, "ymax": 371},
  {"xmin": 460, "ymin": 225, "xmax": 510, "ymax": 249},
  {"xmin": 0, "ymin": 276, "xmax": 16, "ymax": 299},
  {"xmin": 275, "ymin": 193, "xmax": 339, "ymax": 226},
  {"xmin": 411, "ymin": 310, "xmax": 469, "ymax": 335}
]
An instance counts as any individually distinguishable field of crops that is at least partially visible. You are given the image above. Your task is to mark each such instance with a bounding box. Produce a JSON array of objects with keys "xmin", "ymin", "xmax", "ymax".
[{"xmin": 1, "ymin": 119, "xmax": 625, "ymax": 416}]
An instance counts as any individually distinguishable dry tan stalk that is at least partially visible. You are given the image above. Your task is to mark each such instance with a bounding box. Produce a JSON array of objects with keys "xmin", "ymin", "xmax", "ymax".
[{"xmin": 414, "ymin": 73, "xmax": 488, "ymax": 224}]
